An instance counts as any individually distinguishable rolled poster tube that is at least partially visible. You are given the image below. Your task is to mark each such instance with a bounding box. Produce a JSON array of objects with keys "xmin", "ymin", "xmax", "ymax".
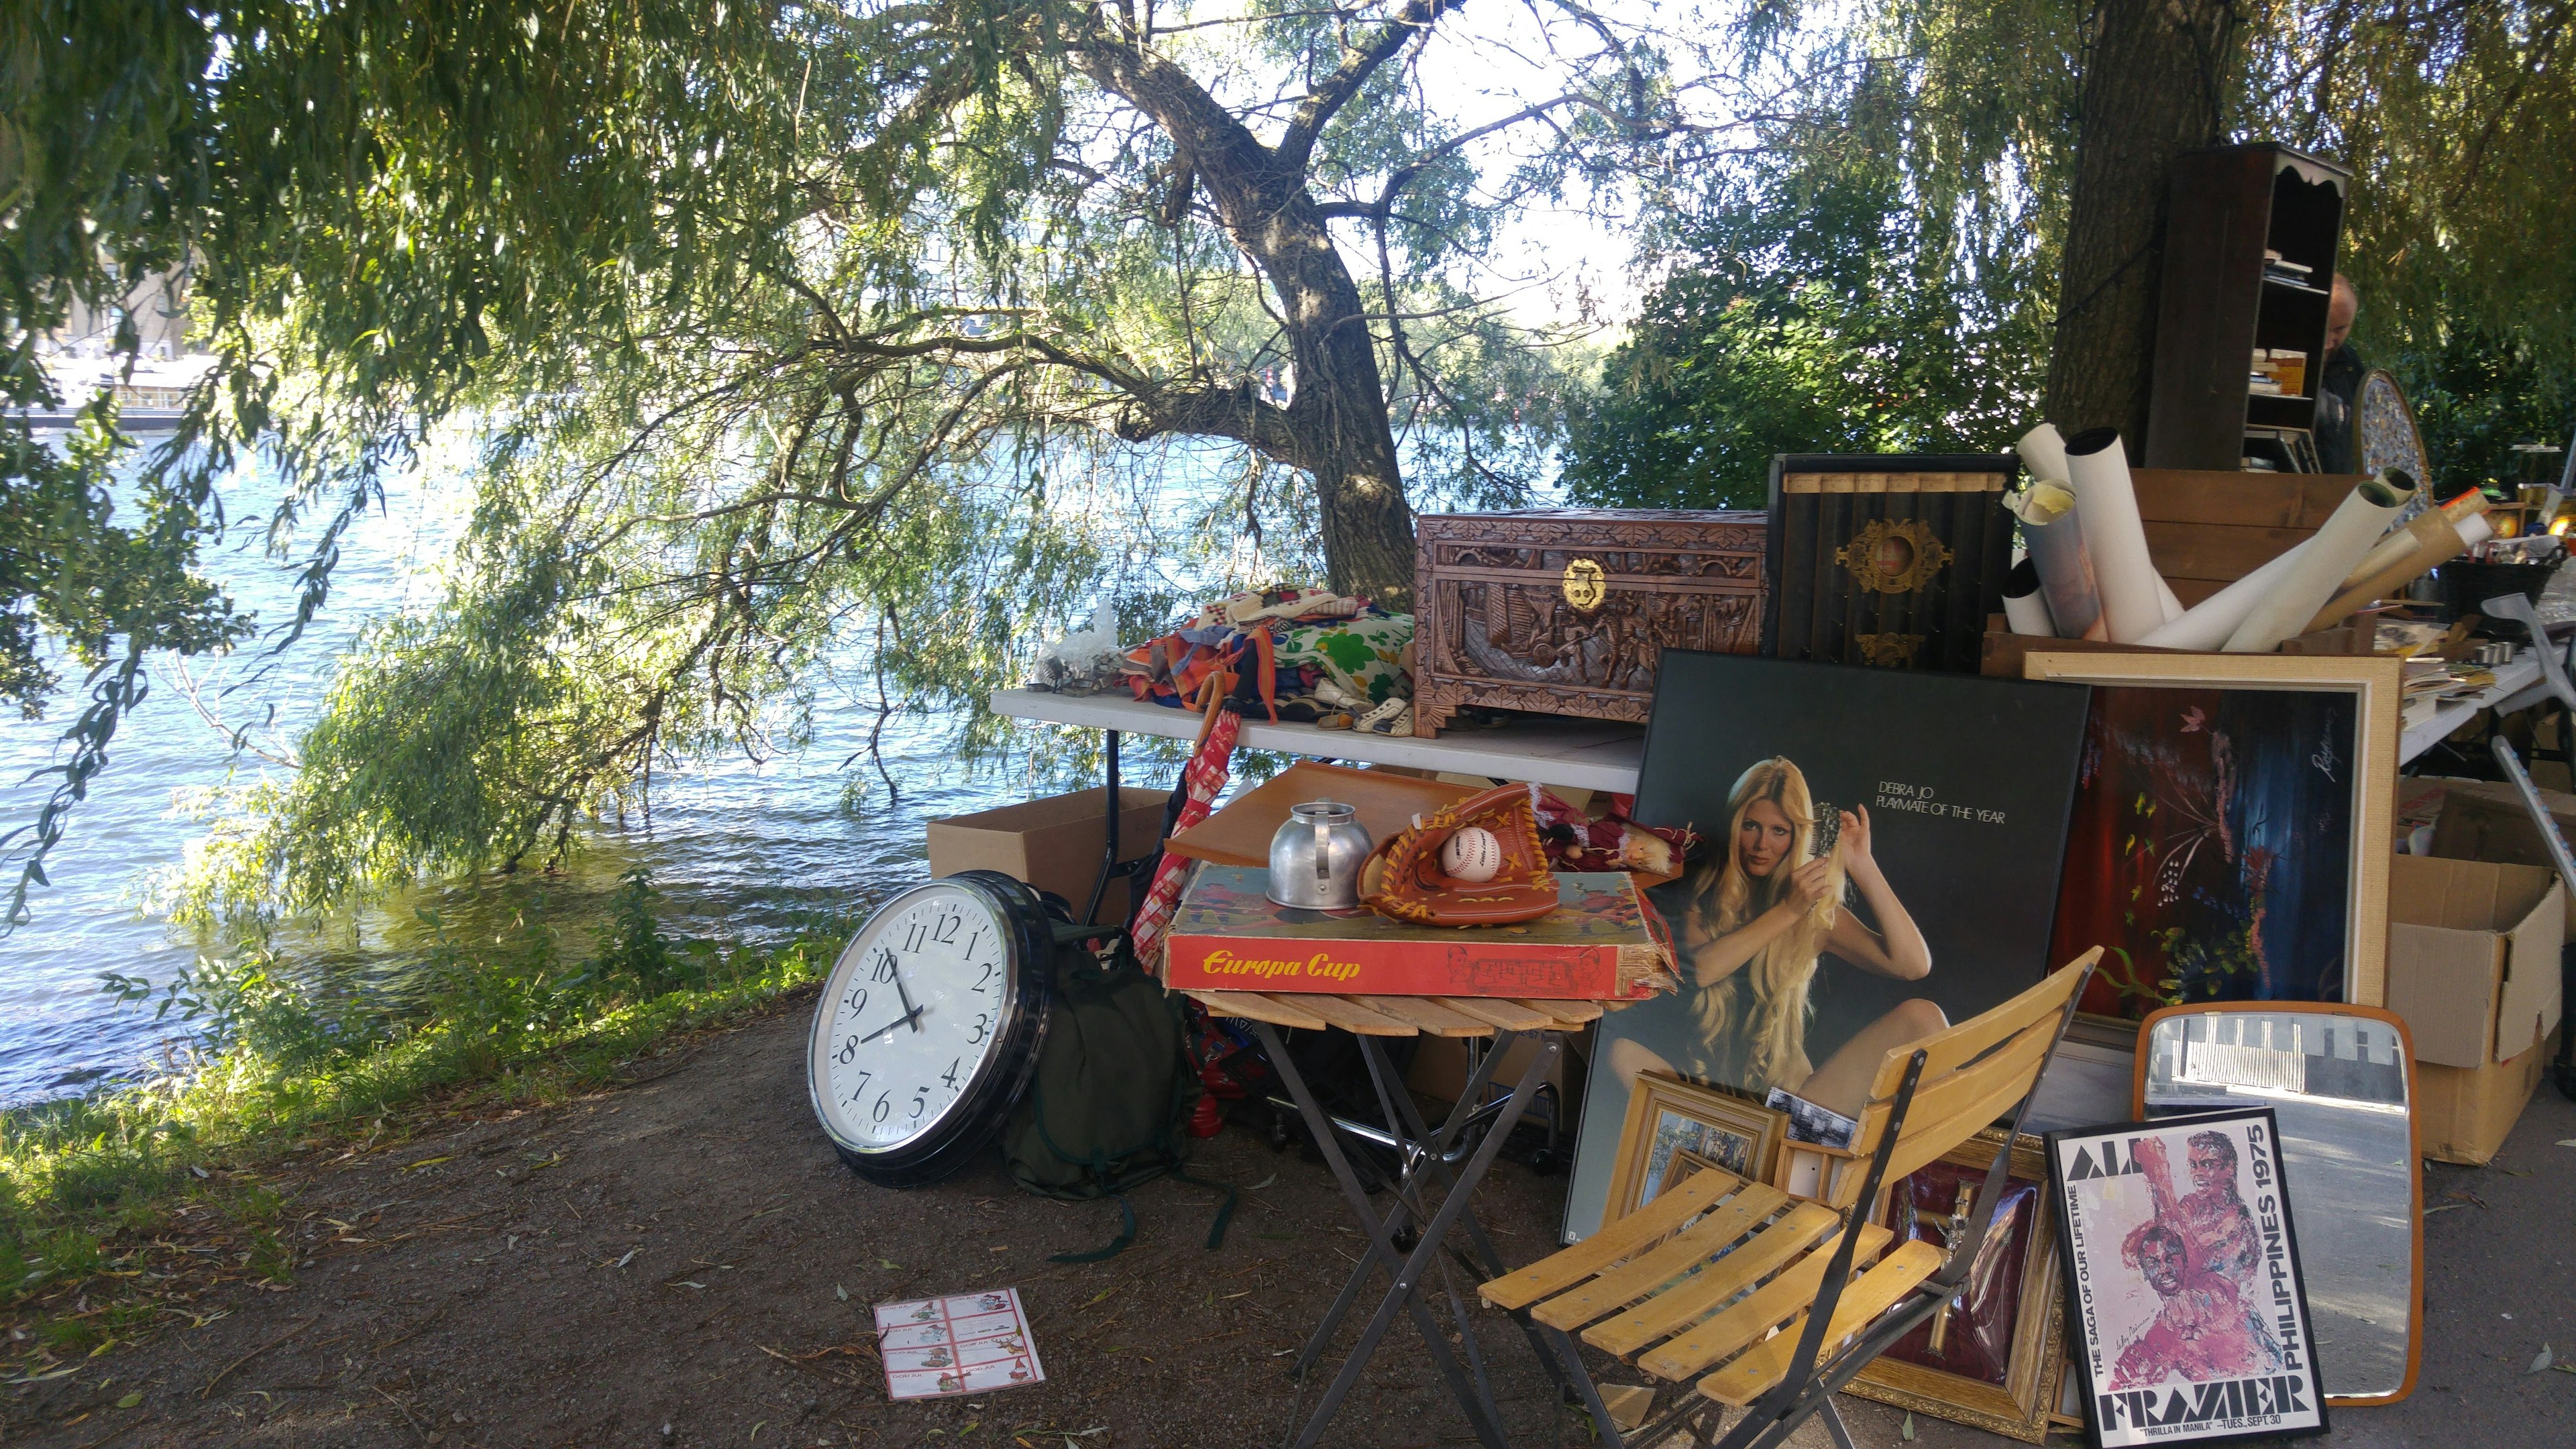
[
  {"xmin": 2063, "ymin": 429, "xmax": 2167, "ymax": 643},
  {"xmin": 2003, "ymin": 557, "xmax": 2056, "ymax": 636},
  {"xmin": 2017, "ymin": 423, "xmax": 2073, "ymax": 484},
  {"xmin": 2306, "ymin": 511, "xmax": 2496, "ymax": 633},
  {"xmin": 2222, "ymin": 474, "xmax": 2416, "ymax": 652},
  {"xmin": 2137, "ymin": 543, "xmax": 2312, "ymax": 650},
  {"xmin": 2007, "ymin": 484, "xmax": 2105, "ymax": 639}
]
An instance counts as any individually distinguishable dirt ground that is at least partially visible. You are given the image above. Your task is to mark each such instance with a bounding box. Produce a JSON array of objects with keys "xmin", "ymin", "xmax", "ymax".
[{"xmin": 10, "ymin": 986, "xmax": 2574, "ymax": 1449}]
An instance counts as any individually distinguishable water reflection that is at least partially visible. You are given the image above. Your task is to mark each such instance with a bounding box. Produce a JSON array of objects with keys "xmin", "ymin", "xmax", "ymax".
[{"xmin": 0, "ymin": 453, "xmax": 1122, "ymax": 1106}]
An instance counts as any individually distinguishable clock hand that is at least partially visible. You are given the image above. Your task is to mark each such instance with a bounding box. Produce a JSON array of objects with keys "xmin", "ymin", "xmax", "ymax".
[
  {"xmin": 857, "ymin": 1004, "xmax": 926, "ymax": 1045},
  {"xmin": 893, "ymin": 969, "xmax": 923, "ymax": 1034}
]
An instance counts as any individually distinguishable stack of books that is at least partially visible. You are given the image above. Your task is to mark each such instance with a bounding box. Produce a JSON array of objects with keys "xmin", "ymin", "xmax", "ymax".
[{"xmin": 2262, "ymin": 250, "xmax": 2319, "ymax": 288}]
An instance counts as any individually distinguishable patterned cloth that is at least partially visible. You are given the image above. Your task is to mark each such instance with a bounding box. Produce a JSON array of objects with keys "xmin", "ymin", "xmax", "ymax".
[
  {"xmin": 1129, "ymin": 704, "xmax": 1242, "ymax": 974},
  {"xmin": 1273, "ymin": 612, "xmax": 1413, "ymax": 706}
]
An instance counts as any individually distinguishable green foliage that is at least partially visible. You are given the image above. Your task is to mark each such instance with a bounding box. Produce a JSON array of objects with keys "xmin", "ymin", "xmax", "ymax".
[
  {"xmin": 1566, "ymin": 52, "xmax": 2061, "ymax": 506},
  {"xmin": 2377, "ymin": 325, "xmax": 2576, "ymax": 496},
  {"xmin": 1566, "ymin": 0, "xmax": 2573, "ymax": 508}
]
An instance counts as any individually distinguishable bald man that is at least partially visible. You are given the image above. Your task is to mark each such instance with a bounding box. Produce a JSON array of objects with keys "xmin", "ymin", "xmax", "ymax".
[{"xmin": 2316, "ymin": 274, "xmax": 2364, "ymax": 474}]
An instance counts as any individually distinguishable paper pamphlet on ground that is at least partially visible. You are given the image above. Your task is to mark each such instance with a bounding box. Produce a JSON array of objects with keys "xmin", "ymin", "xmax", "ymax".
[{"xmin": 874, "ymin": 1287, "xmax": 1046, "ymax": 1400}]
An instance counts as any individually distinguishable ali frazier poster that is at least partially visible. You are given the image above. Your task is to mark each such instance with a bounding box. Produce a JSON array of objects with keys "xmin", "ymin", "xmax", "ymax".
[{"xmin": 2048, "ymin": 1110, "xmax": 2327, "ymax": 1446}]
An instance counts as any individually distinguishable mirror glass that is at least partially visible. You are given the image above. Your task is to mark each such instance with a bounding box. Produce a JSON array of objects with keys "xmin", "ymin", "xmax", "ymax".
[{"xmin": 2141, "ymin": 1008, "xmax": 2416, "ymax": 1403}]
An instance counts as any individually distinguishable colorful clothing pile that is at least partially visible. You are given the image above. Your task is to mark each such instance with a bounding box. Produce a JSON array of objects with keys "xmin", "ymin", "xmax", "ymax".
[{"xmin": 1122, "ymin": 587, "xmax": 1413, "ymax": 727}]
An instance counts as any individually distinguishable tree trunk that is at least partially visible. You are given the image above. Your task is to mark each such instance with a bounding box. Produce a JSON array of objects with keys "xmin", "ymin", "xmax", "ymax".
[
  {"xmin": 1071, "ymin": 34, "xmax": 1419, "ymax": 610},
  {"xmin": 2044, "ymin": 0, "xmax": 2243, "ymax": 454}
]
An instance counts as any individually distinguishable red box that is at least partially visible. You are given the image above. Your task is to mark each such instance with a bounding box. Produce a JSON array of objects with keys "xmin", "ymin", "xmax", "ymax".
[{"xmin": 1162, "ymin": 865, "xmax": 1670, "ymax": 999}]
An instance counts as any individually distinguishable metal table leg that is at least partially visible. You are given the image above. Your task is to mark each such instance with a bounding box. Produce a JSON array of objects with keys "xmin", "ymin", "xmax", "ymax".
[
  {"xmin": 1252, "ymin": 1020, "xmax": 1560, "ymax": 1449},
  {"xmin": 1081, "ymin": 728, "xmax": 1165, "ymax": 926}
]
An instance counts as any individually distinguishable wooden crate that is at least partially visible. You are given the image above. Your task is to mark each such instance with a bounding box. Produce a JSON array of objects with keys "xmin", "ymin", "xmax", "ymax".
[
  {"xmin": 2133, "ymin": 468, "xmax": 2375, "ymax": 606},
  {"xmin": 1982, "ymin": 468, "xmax": 2383, "ymax": 674}
]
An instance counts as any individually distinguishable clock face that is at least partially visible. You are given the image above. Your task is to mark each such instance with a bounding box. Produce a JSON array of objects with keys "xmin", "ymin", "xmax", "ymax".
[{"xmin": 806, "ymin": 876, "xmax": 1049, "ymax": 1176}]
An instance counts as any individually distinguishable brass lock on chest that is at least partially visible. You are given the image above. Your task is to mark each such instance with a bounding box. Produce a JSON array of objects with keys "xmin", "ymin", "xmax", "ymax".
[{"xmin": 1560, "ymin": 557, "xmax": 1607, "ymax": 610}]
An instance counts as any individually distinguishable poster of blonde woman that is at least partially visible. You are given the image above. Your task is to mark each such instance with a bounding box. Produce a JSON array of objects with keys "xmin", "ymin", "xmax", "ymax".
[{"xmin": 1563, "ymin": 652, "xmax": 2092, "ymax": 1242}]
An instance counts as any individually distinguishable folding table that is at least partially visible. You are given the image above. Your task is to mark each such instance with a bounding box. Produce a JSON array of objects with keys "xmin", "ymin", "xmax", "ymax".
[{"xmin": 1180, "ymin": 986, "xmax": 1638, "ymax": 1449}]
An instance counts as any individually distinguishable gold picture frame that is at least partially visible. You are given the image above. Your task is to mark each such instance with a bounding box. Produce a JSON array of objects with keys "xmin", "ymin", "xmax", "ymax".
[
  {"xmin": 1603, "ymin": 1072, "xmax": 1786, "ymax": 1224},
  {"xmin": 1843, "ymin": 1127, "xmax": 2066, "ymax": 1444},
  {"xmin": 2021, "ymin": 650, "xmax": 2401, "ymax": 1008}
]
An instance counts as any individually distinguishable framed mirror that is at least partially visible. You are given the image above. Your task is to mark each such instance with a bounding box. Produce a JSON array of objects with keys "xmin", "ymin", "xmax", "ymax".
[{"xmin": 2133, "ymin": 1002, "xmax": 2422, "ymax": 1407}]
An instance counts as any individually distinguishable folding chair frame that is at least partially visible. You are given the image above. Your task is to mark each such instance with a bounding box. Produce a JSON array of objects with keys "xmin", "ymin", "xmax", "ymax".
[{"xmin": 1509, "ymin": 959, "xmax": 2095, "ymax": 1449}]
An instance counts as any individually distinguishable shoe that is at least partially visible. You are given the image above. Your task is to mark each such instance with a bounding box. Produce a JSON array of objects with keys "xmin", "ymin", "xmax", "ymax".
[
  {"xmin": 1316, "ymin": 712, "xmax": 1355, "ymax": 730},
  {"xmin": 1356, "ymin": 698, "xmax": 1413, "ymax": 735}
]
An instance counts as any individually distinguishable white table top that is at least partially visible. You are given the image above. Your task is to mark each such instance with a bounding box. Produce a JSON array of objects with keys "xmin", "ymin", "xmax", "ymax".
[
  {"xmin": 989, "ymin": 688, "xmax": 1648, "ymax": 794},
  {"xmin": 2400, "ymin": 652, "xmax": 2544, "ymax": 763}
]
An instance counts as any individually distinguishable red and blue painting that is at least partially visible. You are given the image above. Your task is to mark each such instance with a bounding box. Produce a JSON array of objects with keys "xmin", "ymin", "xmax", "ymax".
[{"xmin": 2049, "ymin": 685, "xmax": 2360, "ymax": 1020}]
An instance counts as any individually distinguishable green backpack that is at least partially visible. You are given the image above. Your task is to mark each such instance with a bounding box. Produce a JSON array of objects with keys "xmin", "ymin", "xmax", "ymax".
[{"xmin": 1000, "ymin": 929, "xmax": 1234, "ymax": 1261}]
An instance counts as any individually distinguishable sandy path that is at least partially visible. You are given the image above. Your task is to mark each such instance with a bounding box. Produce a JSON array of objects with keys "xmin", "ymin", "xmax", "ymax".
[{"xmin": 3, "ymin": 990, "xmax": 1716, "ymax": 1448}]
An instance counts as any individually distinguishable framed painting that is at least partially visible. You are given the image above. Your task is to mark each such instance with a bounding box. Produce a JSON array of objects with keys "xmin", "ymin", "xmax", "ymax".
[
  {"xmin": 2021, "ymin": 652, "xmax": 2401, "ymax": 1016},
  {"xmin": 1845, "ymin": 1128, "xmax": 2068, "ymax": 1443},
  {"xmin": 2047, "ymin": 1109, "xmax": 2329, "ymax": 1447},
  {"xmin": 1601, "ymin": 1072, "xmax": 1786, "ymax": 1224}
]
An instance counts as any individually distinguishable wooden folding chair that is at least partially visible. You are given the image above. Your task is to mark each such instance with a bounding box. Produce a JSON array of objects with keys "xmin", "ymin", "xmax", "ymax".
[{"xmin": 1479, "ymin": 950, "xmax": 2100, "ymax": 1449}]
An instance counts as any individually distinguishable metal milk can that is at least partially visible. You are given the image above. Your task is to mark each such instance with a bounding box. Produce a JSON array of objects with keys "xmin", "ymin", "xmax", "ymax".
[{"xmin": 1267, "ymin": 800, "xmax": 1372, "ymax": 910}]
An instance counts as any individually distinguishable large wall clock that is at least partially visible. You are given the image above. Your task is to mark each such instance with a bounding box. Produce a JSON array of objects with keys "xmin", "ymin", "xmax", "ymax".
[{"xmin": 806, "ymin": 871, "xmax": 1057, "ymax": 1186}]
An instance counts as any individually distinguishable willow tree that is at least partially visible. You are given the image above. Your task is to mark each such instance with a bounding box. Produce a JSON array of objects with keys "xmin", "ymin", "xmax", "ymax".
[{"xmin": 3, "ymin": 0, "xmax": 1792, "ymax": 920}]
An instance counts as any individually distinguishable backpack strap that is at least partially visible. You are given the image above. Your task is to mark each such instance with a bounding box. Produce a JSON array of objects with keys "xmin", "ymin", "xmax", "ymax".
[
  {"xmin": 1169, "ymin": 1165, "xmax": 1237, "ymax": 1250},
  {"xmin": 1047, "ymin": 1192, "xmax": 1138, "ymax": 1264}
]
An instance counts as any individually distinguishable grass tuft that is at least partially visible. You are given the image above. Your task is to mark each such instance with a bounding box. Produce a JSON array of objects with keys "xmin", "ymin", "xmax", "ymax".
[{"xmin": 2, "ymin": 871, "xmax": 852, "ymax": 1375}]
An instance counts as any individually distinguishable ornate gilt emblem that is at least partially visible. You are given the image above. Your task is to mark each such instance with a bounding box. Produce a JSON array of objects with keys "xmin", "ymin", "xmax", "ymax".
[
  {"xmin": 1561, "ymin": 557, "xmax": 1607, "ymax": 610},
  {"xmin": 1853, "ymin": 633, "xmax": 1923, "ymax": 667},
  {"xmin": 1835, "ymin": 520, "xmax": 1952, "ymax": 595}
]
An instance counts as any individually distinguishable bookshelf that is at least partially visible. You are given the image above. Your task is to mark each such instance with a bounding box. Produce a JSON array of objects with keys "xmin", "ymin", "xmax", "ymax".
[{"xmin": 2143, "ymin": 144, "xmax": 2352, "ymax": 472}]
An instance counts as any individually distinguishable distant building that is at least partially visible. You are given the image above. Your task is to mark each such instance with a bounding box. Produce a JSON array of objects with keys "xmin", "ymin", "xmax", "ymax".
[{"xmin": 26, "ymin": 266, "xmax": 208, "ymax": 428}]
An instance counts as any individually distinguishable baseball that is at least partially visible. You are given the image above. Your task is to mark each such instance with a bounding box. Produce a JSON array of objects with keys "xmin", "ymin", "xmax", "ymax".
[{"xmin": 1440, "ymin": 826, "xmax": 1503, "ymax": 883}]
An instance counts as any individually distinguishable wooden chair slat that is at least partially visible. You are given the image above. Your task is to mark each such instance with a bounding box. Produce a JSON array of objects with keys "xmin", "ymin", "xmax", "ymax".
[
  {"xmin": 1184, "ymin": 990, "xmax": 1329, "ymax": 1030},
  {"xmin": 1517, "ymin": 997, "xmax": 1604, "ymax": 1023},
  {"xmin": 1846, "ymin": 1012, "xmax": 2057, "ymax": 1155},
  {"xmin": 1695, "ymin": 1238, "xmax": 1944, "ymax": 1407},
  {"xmin": 1432, "ymin": 996, "xmax": 1556, "ymax": 1032},
  {"xmin": 1477, "ymin": 1168, "xmax": 1741, "ymax": 1311},
  {"xmin": 1350, "ymin": 996, "xmax": 1495, "ymax": 1037},
  {"xmin": 1530, "ymin": 1185, "xmax": 1790, "ymax": 1332},
  {"xmin": 1275, "ymin": 994, "xmax": 1416, "ymax": 1036},
  {"xmin": 1864, "ymin": 951, "xmax": 2098, "ymax": 1101},
  {"xmin": 1849, "ymin": 1070, "xmax": 2050, "ymax": 1207},
  {"xmin": 1629, "ymin": 1218, "xmax": 1882, "ymax": 1379}
]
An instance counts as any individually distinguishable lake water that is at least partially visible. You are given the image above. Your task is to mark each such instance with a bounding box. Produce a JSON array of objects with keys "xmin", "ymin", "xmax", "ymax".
[{"xmin": 0, "ymin": 448, "xmax": 1119, "ymax": 1108}]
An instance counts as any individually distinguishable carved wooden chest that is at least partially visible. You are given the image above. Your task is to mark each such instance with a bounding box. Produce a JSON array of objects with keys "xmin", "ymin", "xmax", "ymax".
[{"xmin": 1413, "ymin": 510, "xmax": 1766, "ymax": 737}]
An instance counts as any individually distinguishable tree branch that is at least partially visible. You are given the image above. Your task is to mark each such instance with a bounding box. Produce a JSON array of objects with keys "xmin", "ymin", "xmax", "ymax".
[{"xmin": 1276, "ymin": 0, "xmax": 1468, "ymax": 172}]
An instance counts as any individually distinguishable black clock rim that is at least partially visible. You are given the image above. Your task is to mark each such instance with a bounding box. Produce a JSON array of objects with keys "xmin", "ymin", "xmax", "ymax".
[{"xmin": 805, "ymin": 871, "xmax": 1055, "ymax": 1183}]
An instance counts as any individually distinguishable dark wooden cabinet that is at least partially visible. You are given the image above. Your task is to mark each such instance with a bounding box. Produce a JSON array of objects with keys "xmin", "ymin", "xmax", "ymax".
[
  {"xmin": 1762, "ymin": 454, "xmax": 2018, "ymax": 673},
  {"xmin": 2143, "ymin": 144, "xmax": 2351, "ymax": 472}
]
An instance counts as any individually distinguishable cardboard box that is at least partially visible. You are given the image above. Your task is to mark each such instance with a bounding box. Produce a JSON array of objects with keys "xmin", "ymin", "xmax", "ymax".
[
  {"xmin": 2385, "ymin": 853, "xmax": 2563, "ymax": 1069},
  {"xmin": 926, "ymin": 787, "xmax": 1168, "ymax": 924},
  {"xmin": 2417, "ymin": 1031, "xmax": 2556, "ymax": 1166},
  {"xmin": 2427, "ymin": 777, "xmax": 2576, "ymax": 877}
]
